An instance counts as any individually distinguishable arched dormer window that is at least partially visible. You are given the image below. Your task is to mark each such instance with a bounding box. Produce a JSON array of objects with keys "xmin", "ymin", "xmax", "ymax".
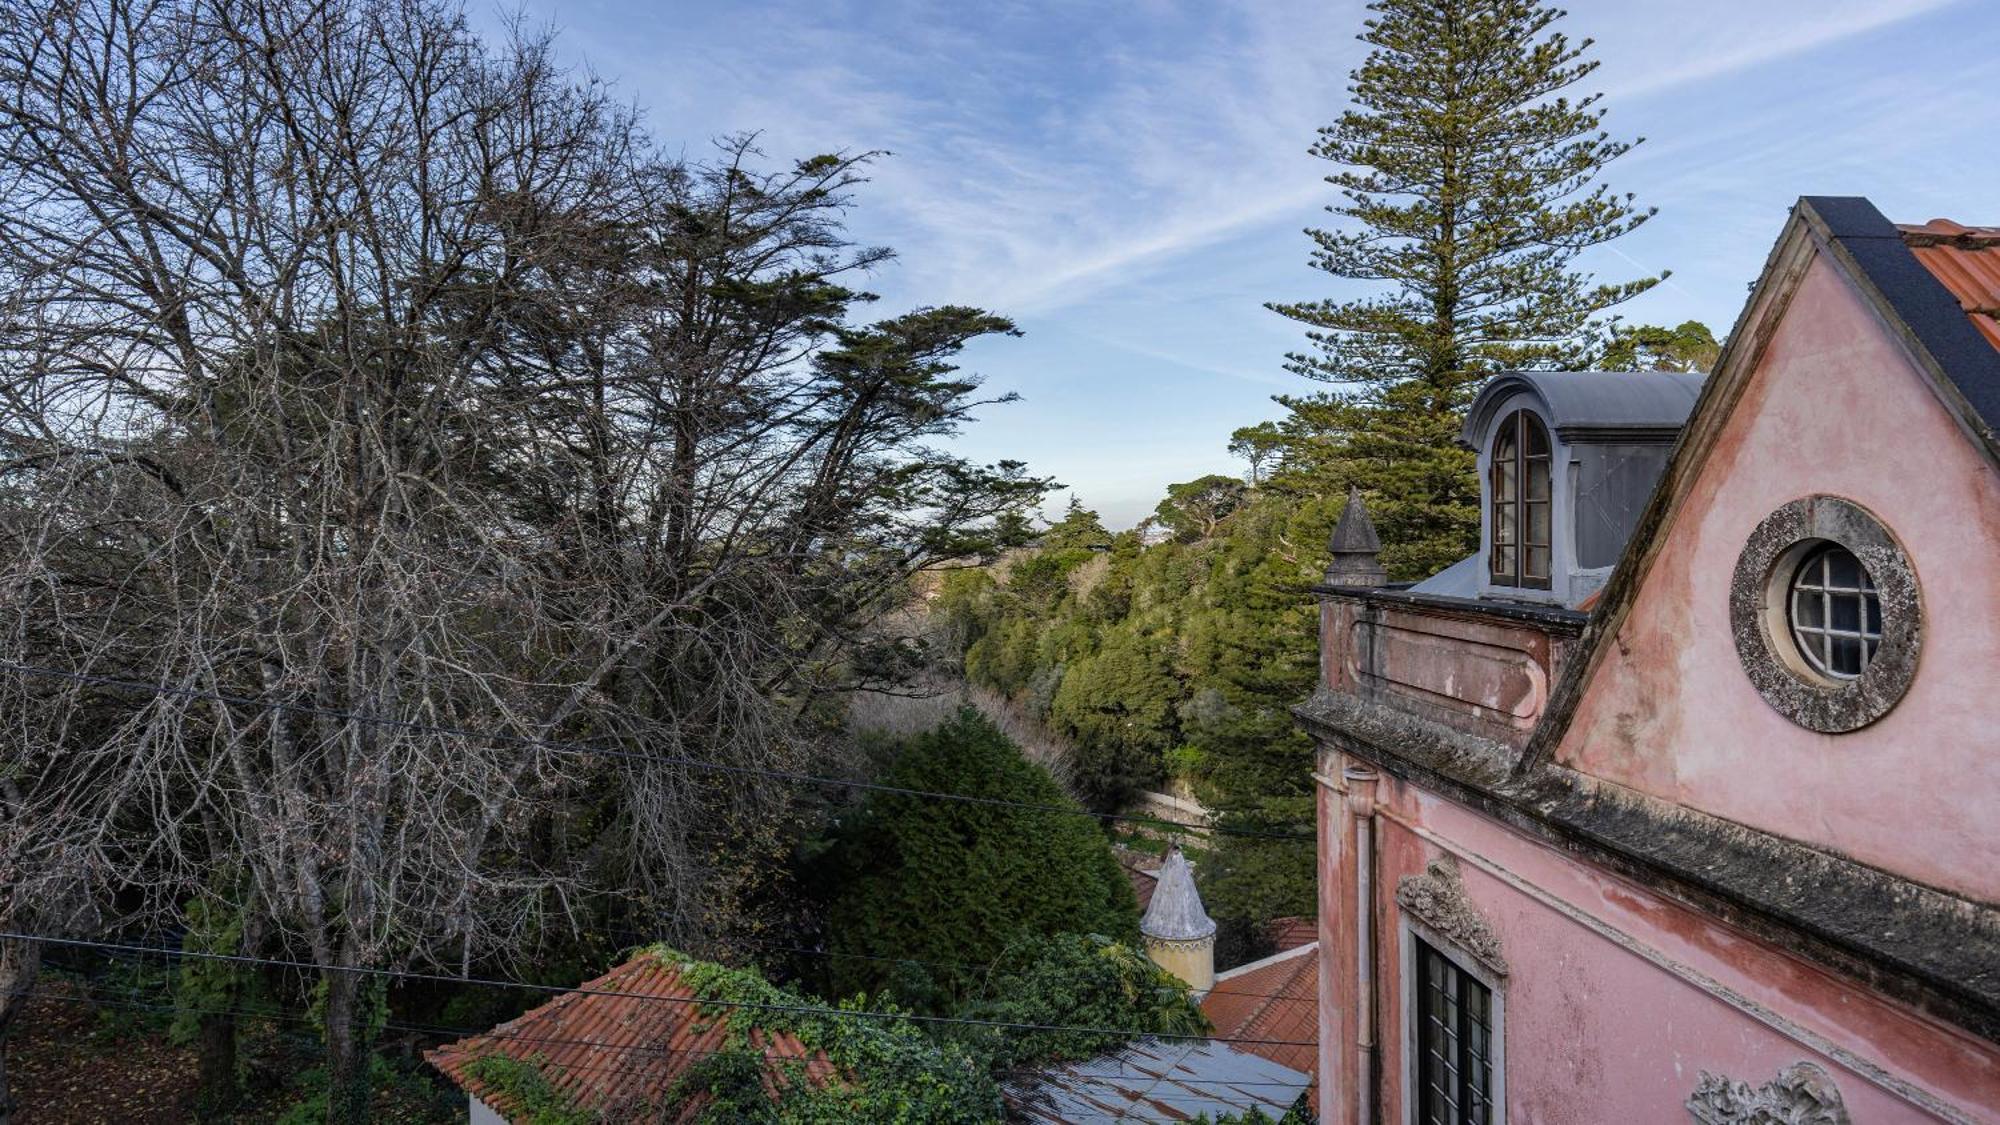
[{"xmin": 1489, "ymin": 409, "xmax": 1552, "ymax": 589}]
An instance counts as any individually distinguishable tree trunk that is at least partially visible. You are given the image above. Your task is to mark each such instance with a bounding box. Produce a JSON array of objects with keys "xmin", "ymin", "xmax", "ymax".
[
  {"xmin": 320, "ymin": 966, "xmax": 369, "ymax": 1125},
  {"xmin": 195, "ymin": 1009, "xmax": 239, "ymax": 1116},
  {"xmin": 0, "ymin": 940, "xmax": 42, "ymax": 1125}
]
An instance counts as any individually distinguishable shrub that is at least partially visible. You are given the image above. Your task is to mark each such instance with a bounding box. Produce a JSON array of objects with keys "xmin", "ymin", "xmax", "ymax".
[{"xmin": 812, "ymin": 708, "xmax": 1138, "ymax": 1010}]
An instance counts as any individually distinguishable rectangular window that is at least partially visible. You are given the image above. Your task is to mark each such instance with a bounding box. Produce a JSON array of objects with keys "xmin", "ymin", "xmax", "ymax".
[{"xmin": 1415, "ymin": 936, "xmax": 1496, "ymax": 1125}]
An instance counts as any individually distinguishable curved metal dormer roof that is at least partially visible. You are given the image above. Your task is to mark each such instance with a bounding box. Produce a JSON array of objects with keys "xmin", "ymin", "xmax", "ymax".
[
  {"xmin": 1461, "ymin": 370, "xmax": 1706, "ymax": 445},
  {"xmin": 1141, "ymin": 846, "xmax": 1216, "ymax": 942}
]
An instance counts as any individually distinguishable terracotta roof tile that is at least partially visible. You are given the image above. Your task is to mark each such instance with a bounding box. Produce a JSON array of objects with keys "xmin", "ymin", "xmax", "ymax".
[
  {"xmin": 1201, "ymin": 942, "xmax": 1318, "ymax": 1115},
  {"xmin": 1900, "ymin": 219, "xmax": 2000, "ymax": 353},
  {"xmin": 1264, "ymin": 917, "xmax": 1316, "ymax": 953},
  {"xmin": 426, "ymin": 951, "xmax": 836, "ymax": 1121},
  {"xmin": 1119, "ymin": 850, "xmax": 1160, "ymax": 912}
]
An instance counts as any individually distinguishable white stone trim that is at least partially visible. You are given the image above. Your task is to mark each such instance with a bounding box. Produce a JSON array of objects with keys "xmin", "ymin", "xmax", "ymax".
[{"xmin": 1215, "ymin": 939, "xmax": 1317, "ymax": 983}]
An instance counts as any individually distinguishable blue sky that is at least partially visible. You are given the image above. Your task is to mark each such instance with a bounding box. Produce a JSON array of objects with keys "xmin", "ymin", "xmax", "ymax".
[{"xmin": 473, "ymin": 1, "xmax": 1999, "ymax": 527}]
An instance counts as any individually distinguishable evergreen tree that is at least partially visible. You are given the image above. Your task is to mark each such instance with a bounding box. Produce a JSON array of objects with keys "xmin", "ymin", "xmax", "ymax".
[
  {"xmin": 811, "ymin": 709, "xmax": 1139, "ymax": 1011},
  {"xmin": 1268, "ymin": 0, "xmax": 1661, "ymax": 579},
  {"xmin": 1598, "ymin": 320, "xmax": 1721, "ymax": 372}
]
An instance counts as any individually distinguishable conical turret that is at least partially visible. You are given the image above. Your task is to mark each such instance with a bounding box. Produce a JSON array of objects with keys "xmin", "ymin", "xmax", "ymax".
[
  {"xmin": 1323, "ymin": 486, "xmax": 1387, "ymax": 587},
  {"xmin": 1140, "ymin": 845, "xmax": 1216, "ymax": 995}
]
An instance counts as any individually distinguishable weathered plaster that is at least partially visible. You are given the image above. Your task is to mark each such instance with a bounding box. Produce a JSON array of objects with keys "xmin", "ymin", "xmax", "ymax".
[
  {"xmin": 1360, "ymin": 781, "xmax": 2000, "ymax": 1124},
  {"xmin": 1552, "ymin": 252, "xmax": 2000, "ymax": 903}
]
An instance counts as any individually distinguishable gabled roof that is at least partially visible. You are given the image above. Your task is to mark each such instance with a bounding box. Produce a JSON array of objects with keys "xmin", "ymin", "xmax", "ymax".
[
  {"xmin": 1510, "ymin": 195, "xmax": 2000, "ymax": 1037},
  {"xmin": 1803, "ymin": 198, "xmax": 2000, "ymax": 455},
  {"xmin": 1530, "ymin": 196, "xmax": 2000, "ymax": 772},
  {"xmin": 1202, "ymin": 941, "xmax": 1320, "ymax": 1116},
  {"xmin": 427, "ymin": 950, "xmax": 835, "ymax": 1121}
]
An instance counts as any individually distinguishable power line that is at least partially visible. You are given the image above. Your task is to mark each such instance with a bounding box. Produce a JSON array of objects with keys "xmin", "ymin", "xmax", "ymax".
[
  {"xmin": 6, "ymin": 931, "xmax": 1316, "ymax": 1050},
  {"xmin": 20, "ymin": 974, "xmax": 1317, "ymax": 1093},
  {"xmin": 0, "ymin": 659, "xmax": 1314, "ymax": 843},
  {"xmin": 32, "ymin": 903, "xmax": 1321, "ymax": 1011}
]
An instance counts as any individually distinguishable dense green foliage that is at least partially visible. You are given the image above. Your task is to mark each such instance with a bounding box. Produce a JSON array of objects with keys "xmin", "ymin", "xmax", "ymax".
[
  {"xmin": 458, "ymin": 1056, "xmax": 593, "ymax": 1125},
  {"xmin": 1598, "ymin": 319, "xmax": 1721, "ymax": 372},
  {"xmin": 939, "ymin": 496, "xmax": 1323, "ymax": 961},
  {"xmin": 809, "ymin": 709, "xmax": 1140, "ymax": 1011},
  {"xmin": 1266, "ymin": 0, "xmax": 1661, "ymax": 578},
  {"xmin": 954, "ymin": 932, "xmax": 1210, "ymax": 1071},
  {"xmin": 580, "ymin": 948, "xmax": 1002, "ymax": 1123}
]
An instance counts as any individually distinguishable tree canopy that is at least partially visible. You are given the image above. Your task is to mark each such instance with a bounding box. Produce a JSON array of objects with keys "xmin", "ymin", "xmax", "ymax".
[
  {"xmin": 810, "ymin": 709, "xmax": 1140, "ymax": 1011},
  {"xmin": 1266, "ymin": 0, "xmax": 1661, "ymax": 578}
]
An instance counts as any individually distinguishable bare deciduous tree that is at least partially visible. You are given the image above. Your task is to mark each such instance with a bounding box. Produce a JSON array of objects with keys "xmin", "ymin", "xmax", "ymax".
[{"xmin": 0, "ymin": 0, "xmax": 1046, "ymax": 1118}]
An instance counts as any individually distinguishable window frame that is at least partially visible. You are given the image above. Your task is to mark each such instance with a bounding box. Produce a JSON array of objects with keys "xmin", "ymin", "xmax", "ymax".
[
  {"xmin": 1784, "ymin": 542, "xmax": 1882, "ymax": 681},
  {"xmin": 1487, "ymin": 409, "xmax": 1553, "ymax": 591},
  {"xmin": 1401, "ymin": 918, "xmax": 1506, "ymax": 1125}
]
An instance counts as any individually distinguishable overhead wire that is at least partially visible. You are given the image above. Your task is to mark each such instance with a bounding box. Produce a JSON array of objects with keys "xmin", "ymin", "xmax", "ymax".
[{"xmin": 7, "ymin": 931, "xmax": 1317, "ymax": 1050}]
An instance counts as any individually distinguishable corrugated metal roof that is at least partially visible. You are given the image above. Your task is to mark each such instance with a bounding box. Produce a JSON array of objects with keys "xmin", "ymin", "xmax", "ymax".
[
  {"xmin": 1002, "ymin": 1037, "xmax": 1312, "ymax": 1123},
  {"xmin": 426, "ymin": 950, "xmax": 836, "ymax": 1121},
  {"xmin": 1900, "ymin": 219, "xmax": 2000, "ymax": 353},
  {"xmin": 1203, "ymin": 942, "xmax": 1319, "ymax": 1116}
]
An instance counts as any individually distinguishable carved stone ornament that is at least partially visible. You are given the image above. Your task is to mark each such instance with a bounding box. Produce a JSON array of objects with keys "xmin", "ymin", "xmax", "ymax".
[
  {"xmin": 1685, "ymin": 1061, "xmax": 1851, "ymax": 1125},
  {"xmin": 1396, "ymin": 855, "xmax": 1506, "ymax": 975}
]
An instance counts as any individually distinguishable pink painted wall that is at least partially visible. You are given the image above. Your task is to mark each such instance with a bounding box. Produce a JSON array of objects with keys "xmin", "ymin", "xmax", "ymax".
[
  {"xmin": 1361, "ymin": 772, "xmax": 2000, "ymax": 1123},
  {"xmin": 1554, "ymin": 251, "xmax": 2000, "ymax": 904}
]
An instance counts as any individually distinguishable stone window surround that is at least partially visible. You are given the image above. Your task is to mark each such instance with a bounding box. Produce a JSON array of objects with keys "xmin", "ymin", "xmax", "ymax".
[
  {"xmin": 1729, "ymin": 495, "xmax": 1921, "ymax": 733},
  {"xmin": 1398, "ymin": 914, "xmax": 1508, "ymax": 1125}
]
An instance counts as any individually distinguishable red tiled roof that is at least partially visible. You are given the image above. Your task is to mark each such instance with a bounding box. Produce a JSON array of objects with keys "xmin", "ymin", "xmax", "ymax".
[
  {"xmin": 1265, "ymin": 916, "xmax": 1316, "ymax": 953},
  {"xmin": 1201, "ymin": 941, "xmax": 1319, "ymax": 1116},
  {"xmin": 1119, "ymin": 850, "xmax": 1160, "ymax": 912},
  {"xmin": 1900, "ymin": 219, "xmax": 2000, "ymax": 353},
  {"xmin": 426, "ymin": 950, "xmax": 836, "ymax": 1122}
]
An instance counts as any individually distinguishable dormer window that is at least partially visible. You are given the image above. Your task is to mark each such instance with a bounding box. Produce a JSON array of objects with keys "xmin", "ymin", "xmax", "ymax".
[{"xmin": 1488, "ymin": 410, "xmax": 1552, "ymax": 589}]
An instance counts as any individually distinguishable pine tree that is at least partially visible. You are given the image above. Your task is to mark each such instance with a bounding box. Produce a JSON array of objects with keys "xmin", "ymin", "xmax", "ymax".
[{"xmin": 1268, "ymin": 0, "xmax": 1661, "ymax": 579}]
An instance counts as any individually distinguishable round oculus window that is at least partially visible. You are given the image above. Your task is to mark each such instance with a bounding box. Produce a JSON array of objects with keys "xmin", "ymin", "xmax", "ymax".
[
  {"xmin": 1729, "ymin": 496, "xmax": 1919, "ymax": 733},
  {"xmin": 1785, "ymin": 543, "xmax": 1881, "ymax": 680}
]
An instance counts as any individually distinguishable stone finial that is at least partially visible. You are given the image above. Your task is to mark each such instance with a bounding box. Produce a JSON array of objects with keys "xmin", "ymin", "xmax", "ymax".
[
  {"xmin": 1324, "ymin": 486, "xmax": 1387, "ymax": 587},
  {"xmin": 1140, "ymin": 846, "xmax": 1216, "ymax": 995}
]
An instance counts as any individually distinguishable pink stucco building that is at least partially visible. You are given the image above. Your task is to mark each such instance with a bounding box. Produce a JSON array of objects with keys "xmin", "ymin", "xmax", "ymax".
[{"xmin": 1300, "ymin": 197, "xmax": 2000, "ymax": 1124}]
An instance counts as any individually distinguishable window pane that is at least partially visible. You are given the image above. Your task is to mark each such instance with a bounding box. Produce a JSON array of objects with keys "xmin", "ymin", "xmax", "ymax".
[
  {"xmin": 1526, "ymin": 457, "xmax": 1550, "ymax": 502},
  {"xmin": 1526, "ymin": 545, "xmax": 1550, "ymax": 581},
  {"xmin": 1795, "ymin": 590, "xmax": 1824, "ymax": 629},
  {"xmin": 1827, "ymin": 550, "xmax": 1861, "ymax": 588},
  {"xmin": 1494, "ymin": 503, "xmax": 1516, "ymax": 546},
  {"xmin": 1416, "ymin": 938, "xmax": 1495, "ymax": 1125},
  {"xmin": 1525, "ymin": 415, "xmax": 1549, "ymax": 456},
  {"xmin": 1526, "ymin": 501, "xmax": 1550, "ymax": 546},
  {"xmin": 1496, "ymin": 458, "xmax": 1515, "ymax": 499},
  {"xmin": 1831, "ymin": 594, "xmax": 1860, "ymax": 632},
  {"xmin": 1866, "ymin": 597, "xmax": 1882, "ymax": 635},
  {"xmin": 1831, "ymin": 635, "xmax": 1863, "ymax": 676}
]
